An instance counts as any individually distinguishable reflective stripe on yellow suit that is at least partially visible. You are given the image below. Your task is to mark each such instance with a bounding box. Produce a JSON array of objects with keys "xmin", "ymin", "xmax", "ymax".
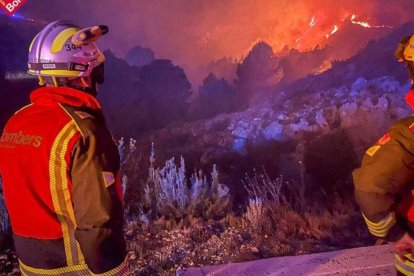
[
  {"xmin": 362, "ymin": 213, "xmax": 397, "ymax": 238},
  {"xmin": 396, "ymin": 254, "xmax": 414, "ymax": 276},
  {"xmin": 19, "ymin": 256, "xmax": 129, "ymax": 276}
]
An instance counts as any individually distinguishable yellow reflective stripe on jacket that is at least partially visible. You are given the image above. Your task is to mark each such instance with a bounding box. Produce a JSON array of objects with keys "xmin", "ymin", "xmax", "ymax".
[
  {"xmin": 395, "ymin": 254, "xmax": 414, "ymax": 275},
  {"xmin": 19, "ymin": 260, "xmax": 90, "ymax": 276},
  {"xmin": 362, "ymin": 212, "xmax": 396, "ymax": 237},
  {"xmin": 19, "ymin": 257, "xmax": 129, "ymax": 276},
  {"xmin": 49, "ymin": 121, "xmax": 85, "ymax": 266},
  {"xmin": 365, "ymin": 145, "xmax": 381, "ymax": 156}
]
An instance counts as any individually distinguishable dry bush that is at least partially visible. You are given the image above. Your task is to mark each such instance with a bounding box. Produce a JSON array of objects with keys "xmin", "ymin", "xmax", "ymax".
[
  {"xmin": 303, "ymin": 131, "xmax": 358, "ymax": 200},
  {"xmin": 242, "ymin": 170, "xmax": 366, "ymax": 251},
  {"xmin": 244, "ymin": 197, "xmax": 266, "ymax": 233},
  {"xmin": 243, "ymin": 172, "xmax": 305, "ymax": 235},
  {"xmin": 123, "ymin": 143, "xmax": 232, "ymax": 226},
  {"xmin": 243, "ymin": 173, "xmax": 275, "ymax": 235}
]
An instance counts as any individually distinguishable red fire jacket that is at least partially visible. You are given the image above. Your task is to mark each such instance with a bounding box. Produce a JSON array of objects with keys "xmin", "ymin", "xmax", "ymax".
[{"xmin": 0, "ymin": 86, "xmax": 128, "ymax": 275}]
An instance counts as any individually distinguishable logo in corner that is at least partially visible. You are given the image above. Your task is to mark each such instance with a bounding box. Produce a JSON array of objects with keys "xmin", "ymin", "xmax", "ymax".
[{"xmin": 0, "ymin": 0, "xmax": 27, "ymax": 16}]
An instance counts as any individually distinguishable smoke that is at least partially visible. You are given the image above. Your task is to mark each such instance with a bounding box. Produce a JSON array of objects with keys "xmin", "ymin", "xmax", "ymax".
[{"xmin": 20, "ymin": 0, "xmax": 414, "ymax": 85}]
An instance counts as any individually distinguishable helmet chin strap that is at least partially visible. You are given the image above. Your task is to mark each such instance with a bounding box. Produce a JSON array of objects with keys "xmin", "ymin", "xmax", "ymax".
[
  {"xmin": 38, "ymin": 76, "xmax": 45, "ymax": 86},
  {"xmin": 80, "ymin": 77, "xmax": 91, "ymax": 88}
]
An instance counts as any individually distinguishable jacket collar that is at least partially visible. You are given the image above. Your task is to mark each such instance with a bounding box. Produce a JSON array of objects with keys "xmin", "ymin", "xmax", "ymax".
[{"xmin": 30, "ymin": 86, "xmax": 102, "ymax": 111}]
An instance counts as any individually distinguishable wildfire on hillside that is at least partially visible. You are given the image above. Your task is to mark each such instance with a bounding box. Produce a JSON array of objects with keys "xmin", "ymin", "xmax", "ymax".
[
  {"xmin": 16, "ymin": 0, "xmax": 413, "ymax": 88},
  {"xmin": 350, "ymin": 14, "xmax": 392, "ymax": 29},
  {"xmin": 294, "ymin": 13, "xmax": 393, "ymax": 50},
  {"xmin": 295, "ymin": 16, "xmax": 318, "ymax": 48},
  {"xmin": 325, "ymin": 25, "xmax": 339, "ymax": 39}
]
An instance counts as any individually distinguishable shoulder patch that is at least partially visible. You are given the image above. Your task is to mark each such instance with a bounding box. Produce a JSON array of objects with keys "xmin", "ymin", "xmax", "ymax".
[
  {"xmin": 74, "ymin": 111, "xmax": 94, "ymax": 120},
  {"xmin": 102, "ymin": 171, "xmax": 115, "ymax": 188}
]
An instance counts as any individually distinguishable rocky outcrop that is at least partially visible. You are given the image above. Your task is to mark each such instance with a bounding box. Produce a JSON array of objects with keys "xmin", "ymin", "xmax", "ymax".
[
  {"xmin": 135, "ymin": 76, "xmax": 410, "ymax": 184},
  {"xmin": 225, "ymin": 77, "xmax": 409, "ymax": 147}
]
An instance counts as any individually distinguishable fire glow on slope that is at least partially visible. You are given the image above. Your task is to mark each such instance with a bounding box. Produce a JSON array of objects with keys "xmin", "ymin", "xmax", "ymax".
[
  {"xmin": 293, "ymin": 11, "xmax": 395, "ymax": 51},
  {"xmin": 295, "ymin": 16, "xmax": 318, "ymax": 49},
  {"xmin": 319, "ymin": 14, "xmax": 392, "ymax": 42},
  {"xmin": 325, "ymin": 25, "xmax": 339, "ymax": 39},
  {"xmin": 350, "ymin": 14, "xmax": 392, "ymax": 29}
]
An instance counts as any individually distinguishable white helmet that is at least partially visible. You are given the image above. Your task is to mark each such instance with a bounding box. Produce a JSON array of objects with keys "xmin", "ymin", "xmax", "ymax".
[{"xmin": 28, "ymin": 20, "xmax": 108, "ymax": 87}]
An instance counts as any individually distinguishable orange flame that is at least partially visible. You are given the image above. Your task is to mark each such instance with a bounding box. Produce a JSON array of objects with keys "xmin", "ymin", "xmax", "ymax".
[
  {"xmin": 325, "ymin": 25, "xmax": 338, "ymax": 39},
  {"xmin": 309, "ymin": 16, "xmax": 317, "ymax": 27},
  {"xmin": 295, "ymin": 15, "xmax": 318, "ymax": 49},
  {"xmin": 350, "ymin": 14, "xmax": 391, "ymax": 29}
]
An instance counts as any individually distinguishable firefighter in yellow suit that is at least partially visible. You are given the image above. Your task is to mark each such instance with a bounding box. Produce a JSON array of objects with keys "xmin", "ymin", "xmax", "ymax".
[{"xmin": 354, "ymin": 35, "xmax": 414, "ymax": 275}]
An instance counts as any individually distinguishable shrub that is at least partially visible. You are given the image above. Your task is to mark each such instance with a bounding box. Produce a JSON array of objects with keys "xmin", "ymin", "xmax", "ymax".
[
  {"xmin": 244, "ymin": 197, "xmax": 265, "ymax": 233},
  {"xmin": 242, "ymin": 170, "xmax": 367, "ymax": 248},
  {"xmin": 243, "ymin": 172, "xmax": 294, "ymax": 234},
  {"xmin": 118, "ymin": 137, "xmax": 139, "ymax": 177},
  {"xmin": 303, "ymin": 131, "xmax": 358, "ymax": 199},
  {"xmin": 123, "ymin": 144, "xmax": 231, "ymax": 224}
]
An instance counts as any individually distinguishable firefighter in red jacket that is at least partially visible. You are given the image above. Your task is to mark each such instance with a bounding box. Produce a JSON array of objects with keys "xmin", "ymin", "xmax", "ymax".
[
  {"xmin": 0, "ymin": 21, "xmax": 129, "ymax": 275},
  {"xmin": 354, "ymin": 35, "xmax": 414, "ymax": 275}
]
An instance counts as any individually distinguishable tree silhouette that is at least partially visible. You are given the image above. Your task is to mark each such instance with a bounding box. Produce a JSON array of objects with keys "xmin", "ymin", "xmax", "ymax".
[
  {"xmin": 99, "ymin": 53, "xmax": 192, "ymax": 136},
  {"xmin": 235, "ymin": 41, "xmax": 283, "ymax": 98},
  {"xmin": 206, "ymin": 57, "xmax": 237, "ymax": 83},
  {"xmin": 98, "ymin": 50, "xmax": 141, "ymax": 137},
  {"xmin": 134, "ymin": 59, "xmax": 191, "ymax": 130},
  {"xmin": 125, "ymin": 46, "xmax": 155, "ymax": 67},
  {"xmin": 187, "ymin": 73, "xmax": 236, "ymax": 120}
]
